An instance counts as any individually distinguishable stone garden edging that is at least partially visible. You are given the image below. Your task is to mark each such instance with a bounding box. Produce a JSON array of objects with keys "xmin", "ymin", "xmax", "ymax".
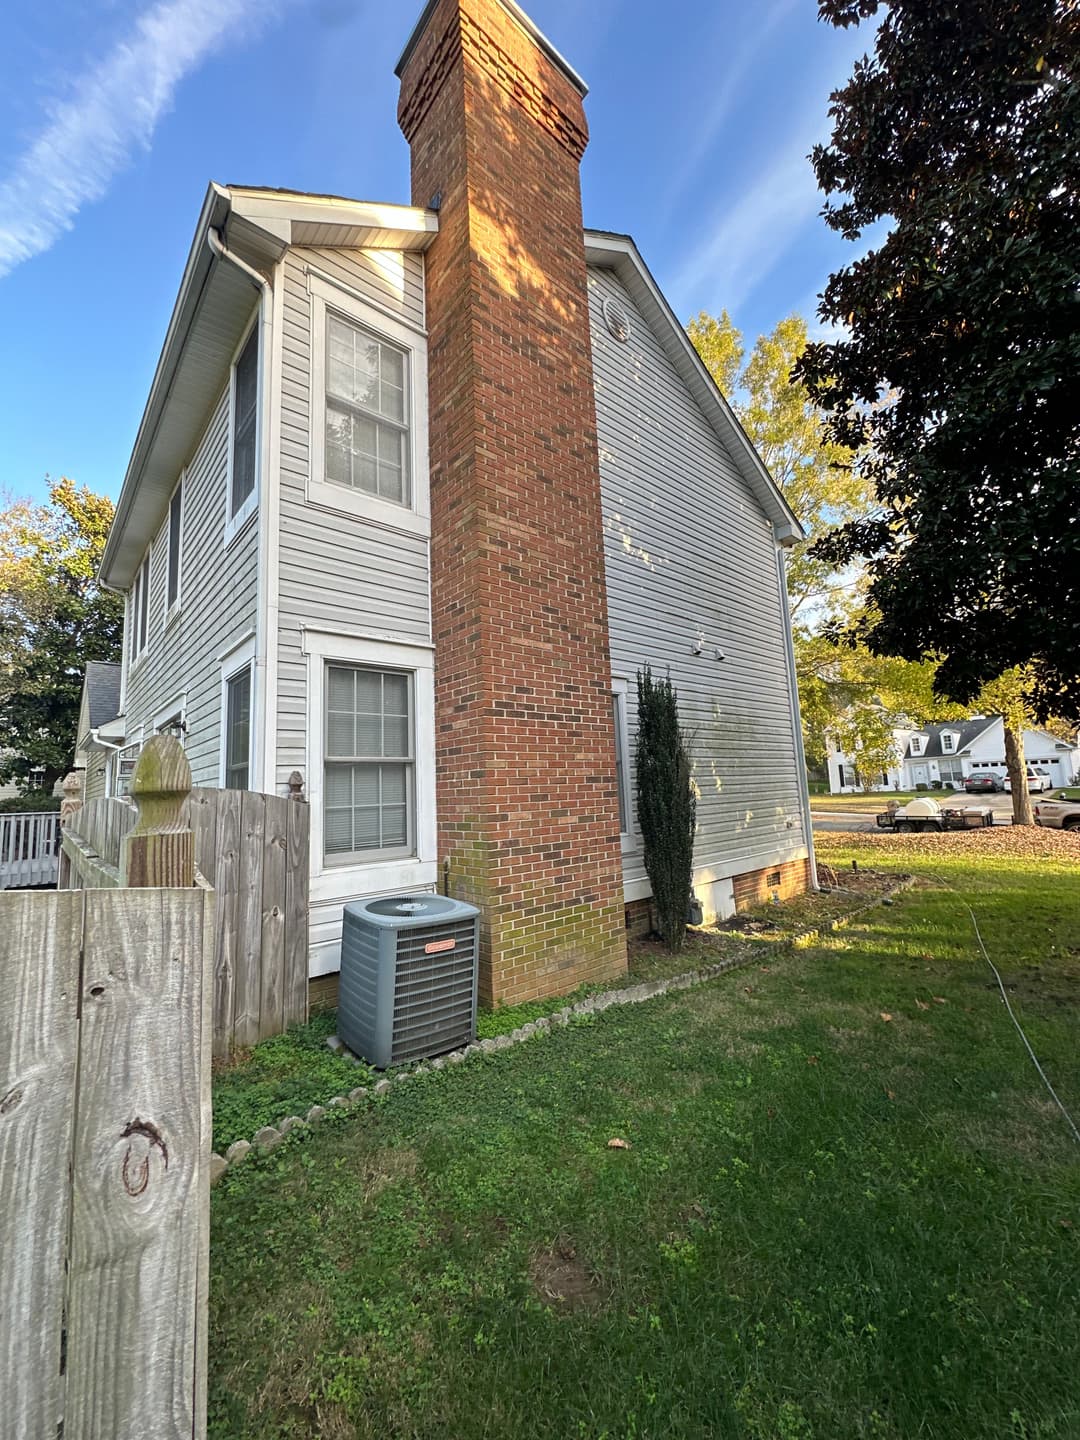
[{"xmin": 209, "ymin": 872, "xmax": 915, "ymax": 1184}]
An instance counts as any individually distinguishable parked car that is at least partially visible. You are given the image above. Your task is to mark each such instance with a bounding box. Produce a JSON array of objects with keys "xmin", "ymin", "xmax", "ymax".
[
  {"xmin": 1003, "ymin": 767, "xmax": 1052, "ymax": 794},
  {"xmin": 965, "ymin": 771, "xmax": 1004, "ymax": 793},
  {"xmin": 1034, "ymin": 798, "xmax": 1080, "ymax": 831}
]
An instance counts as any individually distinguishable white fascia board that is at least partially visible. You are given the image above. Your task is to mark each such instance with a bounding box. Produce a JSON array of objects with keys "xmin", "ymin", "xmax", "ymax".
[
  {"xmin": 583, "ymin": 230, "xmax": 805, "ymax": 546},
  {"xmin": 228, "ymin": 189, "xmax": 440, "ymax": 251}
]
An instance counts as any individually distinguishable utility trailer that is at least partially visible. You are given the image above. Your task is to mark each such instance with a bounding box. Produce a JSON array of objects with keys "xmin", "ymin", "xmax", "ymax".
[{"xmin": 876, "ymin": 797, "xmax": 995, "ymax": 834}]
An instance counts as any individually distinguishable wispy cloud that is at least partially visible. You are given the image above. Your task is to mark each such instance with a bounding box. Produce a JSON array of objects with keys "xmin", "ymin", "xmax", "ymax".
[
  {"xmin": 661, "ymin": 0, "xmax": 801, "ymax": 211},
  {"xmin": 0, "ymin": 0, "xmax": 281, "ymax": 279},
  {"xmin": 669, "ymin": 138, "xmax": 822, "ymax": 319}
]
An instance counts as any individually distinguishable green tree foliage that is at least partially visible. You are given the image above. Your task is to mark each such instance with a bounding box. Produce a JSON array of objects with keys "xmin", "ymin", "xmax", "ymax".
[
  {"xmin": 0, "ymin": 479, "xmax": 123, "ymax": 792},
  {"xmin": 796, "ymin": 0, "xmax": 1080, "ymax": 722},
  {"xmin": 797, "ymin": 631, "xmax": 964, "ymax": 779},
  {"xmin": 688, "ymin": 311, "xmax": 870, "ymax": 619},
  {"xmin": 635, "ymin": 667, "xmax": 696, "ymax": 953}
]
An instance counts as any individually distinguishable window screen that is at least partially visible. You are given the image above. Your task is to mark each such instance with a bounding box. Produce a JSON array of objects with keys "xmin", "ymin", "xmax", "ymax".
[
  {"xmin": 324, "ymin": 315, "xmax": 409, "ymax": 506},
  {"xmin": 324, "ymin": 665, "xmax": 413, "ymax": 860}
]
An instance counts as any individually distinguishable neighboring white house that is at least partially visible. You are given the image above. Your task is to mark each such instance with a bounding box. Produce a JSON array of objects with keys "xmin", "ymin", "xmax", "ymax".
[
  {"xmin": 827, "ymin": 718, "xmax": 1079, "ymax": 793},
  {"xmin": 88, "ymin": 0, "xmax": 815, "ymax": 999}
]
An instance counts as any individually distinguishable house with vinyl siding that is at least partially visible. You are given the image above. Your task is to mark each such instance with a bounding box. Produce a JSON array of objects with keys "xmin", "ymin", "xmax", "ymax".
[
  {"xmin": 91, "ymin": 0, "xmax": 814, "ymax": 1006},
  {"xmin": 826, "ymin": 717, "xmax": 1079, "ymax": 793}
]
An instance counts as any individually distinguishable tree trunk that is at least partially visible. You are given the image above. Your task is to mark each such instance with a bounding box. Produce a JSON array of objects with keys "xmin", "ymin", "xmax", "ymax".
[{"xmin": 1004, "ymin": 722, "xmax": 1033, "ymax": 826}]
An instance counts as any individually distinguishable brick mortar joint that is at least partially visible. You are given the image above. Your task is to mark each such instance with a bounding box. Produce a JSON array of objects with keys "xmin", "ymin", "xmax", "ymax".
[{"xmin": 210, "ymin": 875, "xmax": 915, "ymax": 1180}]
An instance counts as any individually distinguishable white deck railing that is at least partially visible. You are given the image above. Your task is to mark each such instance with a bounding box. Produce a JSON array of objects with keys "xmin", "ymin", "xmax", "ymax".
[{"xmin": 0, "ymin": 811, "xmax": 61, "ymax": 889}]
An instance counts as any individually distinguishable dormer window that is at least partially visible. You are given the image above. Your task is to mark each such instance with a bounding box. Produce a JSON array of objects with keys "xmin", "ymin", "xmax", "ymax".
[
  {"xmin": 910, "ymin": 734, "xmax": 926, "ymax": 756},
  {"xmin": 942, "ymin": 732, "xmax": 956, "ymax": 753}
]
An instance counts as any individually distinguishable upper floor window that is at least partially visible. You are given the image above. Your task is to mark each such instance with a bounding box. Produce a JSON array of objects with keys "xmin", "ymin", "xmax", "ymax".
[
  {"xmin": 130, "ymin": 551, "xmax": 150, "ymax": 662},
  {"xmin": 325, "ymin": 316, "xmax": 409, "ymax": 507},
  {"xmin": 166, "ymin": 478, "xmax": 183, "ymax": 618},
  {"xmin": 910, "ymin": 735, "xmax": 925, "ymax": 756},
  {"xmin": 307, "ymin": 272, "xmax": 429, "ymax": 538},
  {"xmin": 941, "ymin": 731, "xmax": 956, "ymax": 753},
  {"xmin": 228, "ymin": 323, "xmax": 259, "ymax": 528}
]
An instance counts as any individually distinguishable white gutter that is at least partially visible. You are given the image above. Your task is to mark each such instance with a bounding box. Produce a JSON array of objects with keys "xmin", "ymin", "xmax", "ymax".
[
  {"xmin": 776, "ymin": 543, "xmax": 819, "ymax": 891},
  {"xmin": 207, "ymin": 227, "xmax": 274, "ymax": 794}
]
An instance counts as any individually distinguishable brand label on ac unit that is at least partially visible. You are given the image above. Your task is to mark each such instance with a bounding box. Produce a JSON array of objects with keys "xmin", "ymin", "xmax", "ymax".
[{"xmin": 424, "ymin": 937, "xmax": 456, "ymax": 955}]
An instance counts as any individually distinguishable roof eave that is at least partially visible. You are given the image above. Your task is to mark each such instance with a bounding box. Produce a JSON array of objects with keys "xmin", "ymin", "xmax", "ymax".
[{"xmin": 100, "ymin": 182, "xmax": 230, "ymax": 589}]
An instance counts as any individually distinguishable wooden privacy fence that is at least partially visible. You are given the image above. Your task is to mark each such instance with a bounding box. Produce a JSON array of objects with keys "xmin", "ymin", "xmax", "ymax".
[
  {"xmin": 61, "ymin": 775, "xmax": 310, "ymax": 1055},
  {"xmin": 0, "ymin": 810, "xmax": 60, "ymax": 888},
  {"xmin": 1, "ymin": 736, "xmax": 213, "ymax": 1439}
]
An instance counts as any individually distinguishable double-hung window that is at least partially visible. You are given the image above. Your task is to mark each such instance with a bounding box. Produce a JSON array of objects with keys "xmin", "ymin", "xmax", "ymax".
[
  {"xmin": 229, "ymin": 324, "xmax": 259, "ymax": 527},
  {"xmin": 325, "ymin": 315, "xmax": 409, "ymax": 506},
  {"xmin": 611, "ymin": 679, "xmax": 634, "ymax": 845},
  {"xmin": 324, "ymin": 665, "xmax": 413, "ymax": 862},
  {"xmin": 224, "ymin": 667, "xmax": 251, "ymax": 790},
  {"xmin": 130, "ymin": 551, "xmax": 151, "ymax": 663},
  {"xmin": 308, "ymin": 273, "xmax": 428, "ymax": 537},
  {"xmin": 942, "ymin": 732, "xmax": 956, "ymax": 753},
  {"xmin": 166, "ymin": 479, "xmax": 183, "ymax": 618}
]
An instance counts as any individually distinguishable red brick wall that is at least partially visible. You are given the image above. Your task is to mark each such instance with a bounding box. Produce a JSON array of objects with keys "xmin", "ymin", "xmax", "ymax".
[
  {"xmin": 398, "ymin": 0, "xmax": 627, "ymax": 1005},
  {"xmin": 732, "ymin": 857, "xmax": 812, "ymax": 912}
]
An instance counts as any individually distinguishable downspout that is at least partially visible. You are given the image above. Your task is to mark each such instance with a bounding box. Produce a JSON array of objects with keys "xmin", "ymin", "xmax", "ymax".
[
  {"xmin": 207, "ymin": 227, "xmax": 274, "ymax": 793},
  {"xmin": 775, "ymin": 541, "xmax": 819, "ymax": 891}
]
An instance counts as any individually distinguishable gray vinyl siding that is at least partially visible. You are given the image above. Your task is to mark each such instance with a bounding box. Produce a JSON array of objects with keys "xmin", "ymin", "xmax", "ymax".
[
  {"xmin": 84, "ymin": 750, "xmax": 108, "ymax": 802},
  {"xmin": 274, "ymin": 246, "xmax": 430, "ymax": 792},
  {"xmin": 121, "ymin": 387, "xmax": 259, "ymax": 784},
  {"xmin": 588, "ymin": 266, "xmax": 808, "ymax": 888}
]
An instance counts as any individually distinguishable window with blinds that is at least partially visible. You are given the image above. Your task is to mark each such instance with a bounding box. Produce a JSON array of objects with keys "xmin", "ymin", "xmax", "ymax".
[
  {"xmin": 324, "ymin": 664, "xmax": 414, "ymax": 862},
  {"xmin": 224, "ymin": 667, "xmax": 251, "ymax": 790},
  {"xmin": 324, "ymin": 315, "xmax": 410, "ymax": 507},
  {"xmin": 230, "ymin": 326, "xmax": 258, "ymax": 518}
]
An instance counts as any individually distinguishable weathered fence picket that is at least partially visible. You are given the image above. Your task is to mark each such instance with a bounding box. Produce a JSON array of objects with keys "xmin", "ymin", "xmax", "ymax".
[
  {"xmin": 0, "ymin": 890, "xmax": 82, "ymax": 1437},
  {"xmin": 61, "ymin": 781, "xmax": 310, "ymax": 1055},
  {"xmin": 1, "ymin": 736, "xmax": 213, "ymax": 1439}
]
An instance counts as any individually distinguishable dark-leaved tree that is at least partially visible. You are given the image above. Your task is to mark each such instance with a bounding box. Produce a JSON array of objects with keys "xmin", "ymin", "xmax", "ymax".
[
  {"xmin": 0, "ymin": 479, "xmax": 123, "ymax": 794},
  {"xmin": 635, "ymin": 667, "xmax": 696, "ymax": 952},
  {"xmin": 796, "ymin": 0, "xmax": 1080, "ymax": 723}
]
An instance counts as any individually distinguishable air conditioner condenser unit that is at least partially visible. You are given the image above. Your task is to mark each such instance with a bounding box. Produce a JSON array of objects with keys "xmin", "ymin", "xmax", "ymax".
[{"xmin": 338, "ymin": 894, "xmax": 481, "ymax": 1069}]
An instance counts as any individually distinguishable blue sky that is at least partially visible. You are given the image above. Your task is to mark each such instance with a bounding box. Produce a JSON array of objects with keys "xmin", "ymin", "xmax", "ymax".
[{"xmin": 0, "ymin": 0, "xmax": 874, "ymax": 505}]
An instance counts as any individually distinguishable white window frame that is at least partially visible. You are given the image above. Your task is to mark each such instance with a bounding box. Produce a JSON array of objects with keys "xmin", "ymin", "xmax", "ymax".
[
  {"xmin": 611, "ymin": 677, "xmax": 637, "ymax": 854},
  {"xmin": 307, "ymin": 272, "xmax": 430, "ymax": 539},
  {"xmin": 108, "ymin": 737, "xmax": 143, "ymax": 798},
  {"xmin": 154, "ymin": 695, "xmax": 188, "ymax": 745},
  {"xmin": 129, "ymin": 547, "xmax": 152, "ymax": 672},
  {"xmin": 941, "ymin": 731, "xmax": 956, "ymax": 753},
  {"xmin": 910, "ymin": 734, "xmax": 924, "ymax": 756},
  {"xmin": 302, "ymin": 628, "xmax": 437, "ymax": 904},
  {"xmin": 224, "ymin": 310, "xmax": 262, "ymax": 546},
  {"xmin": 219, "ymin": 634, "xmax": 256, "ymax": 789},
  {"xmin": 165, "ymin": 473, "xmax": 184, "ymax": 626}
]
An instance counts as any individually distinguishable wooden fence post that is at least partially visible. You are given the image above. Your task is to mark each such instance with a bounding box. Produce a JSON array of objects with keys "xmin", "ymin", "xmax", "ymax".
[{"xmin": 120, "ymin": 735, "xmax": 193, "ymax": 888}]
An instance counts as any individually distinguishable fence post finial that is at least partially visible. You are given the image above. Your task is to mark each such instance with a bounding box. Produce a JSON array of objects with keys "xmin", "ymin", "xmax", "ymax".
[
  {"xmin": 60, "ymin": 770, "xmax": 84, "ymax": 829},
  {"xmin": 121, "ymin": 735, "xmax": 194, "ymax": 887},
  {"xmin": 287, "ymin": 771, "xmax": 306, "ymax": 803}
]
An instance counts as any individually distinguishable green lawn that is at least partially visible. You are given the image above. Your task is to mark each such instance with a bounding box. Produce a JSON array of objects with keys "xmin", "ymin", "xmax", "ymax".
[{"xmin": 208, "ymin": 837, "xmax": 1080, "ymax": 1439}]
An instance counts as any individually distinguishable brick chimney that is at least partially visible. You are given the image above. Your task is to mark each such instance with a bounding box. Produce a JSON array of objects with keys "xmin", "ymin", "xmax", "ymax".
[{"xmin": 396, "ymin": 0, "xmax": 627, "ymax": 1004}]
